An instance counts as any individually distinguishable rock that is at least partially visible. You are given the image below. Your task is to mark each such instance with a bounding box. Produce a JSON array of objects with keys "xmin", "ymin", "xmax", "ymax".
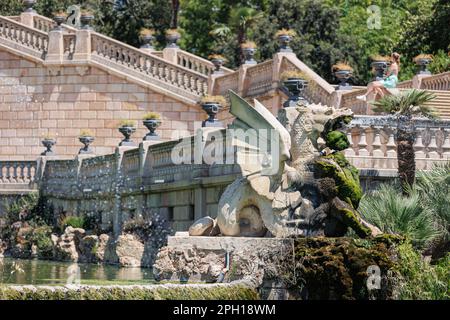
[
  {"xmin": 189, "ymin": 217, "xmax": 214, "ymax": 236},
  {"xmin": 115, "ymin": 234, "xmax": 145, "ymax": 267},
  {"xmin": 79, "ymin": 235, "xmax": 99, "ymax": 263},
  {"xmin": 96, "ymin": 234, "xmax": 109, "ymax": 261},
  {"xmin": 53, "ymin": 227, "xmax": 86, "ymax": 262}
]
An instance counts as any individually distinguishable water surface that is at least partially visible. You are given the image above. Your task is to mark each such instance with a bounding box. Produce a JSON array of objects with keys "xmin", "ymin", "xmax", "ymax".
[{"xmin": 0, "ymin": 258, "xmax": 155, "ymax": 285}]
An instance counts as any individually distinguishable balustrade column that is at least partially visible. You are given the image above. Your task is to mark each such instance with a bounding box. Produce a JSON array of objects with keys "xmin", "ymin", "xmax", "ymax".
[
  {"xmin": 73, "ymin": 29, "xmax": 92, "ymax": 60},
  {"xmin": 344, "ymin": 129, "xmax": 355, "ymax": 157},
  {"xmin": 414, "ymin": 128, "xmax": 427, "ymax": 170},
  {"xmin": 46, "ymin": 28, "xmax": 64, "ymax": 62},
  {"xmin": 371, "ymin": 126, "xmax": 385, "ymax": 168},
  {"xmin": 442, "ymin": 128, "xmax": 450, "ymax": 159},
  {"xmin": 426, "ymin": 129, "xmax": 440, "ymax": 170},
  {"xmin": 386, "ymin": 130, "xmax": 397, "ymax": 169}
]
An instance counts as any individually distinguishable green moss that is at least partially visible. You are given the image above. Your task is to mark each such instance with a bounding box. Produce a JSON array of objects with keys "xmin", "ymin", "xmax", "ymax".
[
  {"xmin": 292, "ymin": 237, "xmax": 399, "ymax": 300},
  {"xmin": 0, "ymin": 283, "xmax": 259, "ymax": 300},
  {"xmin": 315, "ymin": 152, "xmax": 362, "ymax": 208},
  {"xmin": 325, "ymin": 130, "xmax": 350, "ymax": 151},
  {"xmin": 336, "ymin": 207, "xmax": 371, "ymax": 238}
]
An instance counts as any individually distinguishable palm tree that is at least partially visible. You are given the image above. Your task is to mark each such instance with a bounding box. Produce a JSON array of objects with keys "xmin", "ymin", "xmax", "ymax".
[
  {"xmin": 372, "ymin": 89, "xmax": 436, "ymax": 193},
  {"xmin": 210, "ymin": 6, "xmax": 264, "ymax": 64}
]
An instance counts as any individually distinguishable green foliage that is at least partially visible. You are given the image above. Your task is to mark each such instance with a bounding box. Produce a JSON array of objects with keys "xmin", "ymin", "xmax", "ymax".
[
  {"xmin": 29, "ymin": 226, "xmax": 53, "ymax": 259},
  {"xmin": 325, "ymin": 130, "xmax": 350, "ymax": 151},
  {"xmin": 61, "ymin": 216, "xmax": 85, "ymax": 229},
  {"xmin": 0, "ymin": 0, "xmax": 22, "ymax": 16},
  {"xmin": 0, "ymin": 283, "xmax": 259, "ymax": 300},
  {"xmin": 372, "ymin": 89, "xmax": 437, "ymax": 118},
  {"xmin": 429, "ymin": 50, "xmax": 450, "ymax": 74},
  {"xmin": 4, "ymin": 193, "xmax": 39, "ymax": 224},
  {"xmin": 396, "ymin": 243, "xmax": 449, "ymax": 300},
  {"xmin": 359, "ymin": 184, "xmax": 443, "ymax": 249}
]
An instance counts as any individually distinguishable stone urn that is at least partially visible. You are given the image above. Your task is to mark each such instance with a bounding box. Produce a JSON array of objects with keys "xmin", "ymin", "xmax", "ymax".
[
  {"xmin": 334, "ymin": 70, "xmax": 353, "ymax": 90},
  {"xmin": 242, "ymin": 47, "xmax": 257, "ymax": 65},
  {"xmin": 80, "ymin": 13, "xmax": 94, "ymax": 30},
  {"xmin": 201, "ymin": 102, "xmax": 223, "ymax": 127},
  {"xmin": 41, "ymin": 138, "xmax": 56, "ymax": 156},
  {"xmin": 143, "ymin": 119, "xmax": 161, "ymax": 140},
  {"xmin": 278, "ymin": 34, "xmax": 293, "ymax": 53},
  {"xmin": 118, "ymin": 126, "xmax": 136, "ymax": 146},
  {"xmin": 211, "ymin": 58, "xmax": 225, "ymax": 74},
  {"xmin": 165, "ymin": 32, "xmax": 180, "ymax": 48},
  {"xmin": 416, "ymin": 57, "xmax": 432, "ymax": 75},
  {"xmin": 53, "ymin": 14, "xmax": 66, "ymax": 31},
  {"xmin": 371, "ymin": 60, "xmax": 388, "ymax": 81},
  {"xmin": 78, "ymin": 136, "xmax": 95, "ymax": 154},
  {"xmin": 23, "ymin": 0, "xmax": 36, "ymax": 13},
  {"xmin": 282, "ymin": 78, "xmax": 309, "ymax": 107},
  {"xmin": 140, "ymin": 34, "xmax": 154, "ymax": 50}
]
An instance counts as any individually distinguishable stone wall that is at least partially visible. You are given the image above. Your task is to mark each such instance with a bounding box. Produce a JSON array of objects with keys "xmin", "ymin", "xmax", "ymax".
[{"xmin": 0, "ymin": 49, "xmax": 207, "ymax": 160}]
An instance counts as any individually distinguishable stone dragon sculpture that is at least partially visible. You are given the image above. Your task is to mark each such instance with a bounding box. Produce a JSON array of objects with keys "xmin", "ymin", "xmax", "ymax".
[{"xmin": 216, "ymin": 91, "xmax": 381, "ymax": 238}]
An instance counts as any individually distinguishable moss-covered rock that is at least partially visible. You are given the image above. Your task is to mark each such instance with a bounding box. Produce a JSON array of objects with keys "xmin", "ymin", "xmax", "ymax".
[
  {"xmin": 0, "ymin": 282, "xmax": 259, "ymax": 300},
  {"xmin": 325, "ymin": 130, "xmax": 350, "ymax": 151},
  {"xmin": 291, "ymin": 237, "xmax": 400, "ymax": 300},
  {"xmin": 315, "ymin": 152, "xmax": 362, "ymax": 208}
]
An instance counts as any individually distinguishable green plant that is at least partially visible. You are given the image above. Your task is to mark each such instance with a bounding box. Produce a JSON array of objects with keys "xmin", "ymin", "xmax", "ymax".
[
  {"xmin": 332, "ymin": 62, "xmax": 353, "ymax": 72},
  {"xmin": 119, "ymin": 119, "xmax": 136, "ymax": 127},
  {"xmin": 429, "ymin": 50, "xmax": 450, "ymax": 73},
  {"xmin": 142, "ymin": 112, "xmax": 161, "ymax": 120},
  {"xmin": 359, "ymin": 184, "xmax": 442, "ymax": 250},
  {"xmin": 80, "ymin": 9, "xmax": 94, "ymax": 16},
  {"xmin": 53, "ymin": 10, "xmax": 67, "ymax": 17},
  {"xmin": 372, "ymin": 90, "xmax": 437, "ymax": 190},
  {"xmin": 5, "ymin": 192, "xmax": 39, "ymax": 224},
  {"xmin": 165, "ymin": 28, "xmax": 180, "ymax": 37},
  {"xmin": 139, "ymin": 28, "xmax": 155, "ymax": 37},
  {"xmin": 396, "ymin": 243, "xmax": 449, "ymax": 300},
  {"xmin": 371, "ymin": 54, "xmax": 391, "ymax": 62},
  {"xmin": 280, "ymin": 70, "xmax": 309, "ymax": 81},
  {"xmin": 62, "ymin": 216, "xmax": 85, "ymax": 229},
  {"xmin": 200, "ymin": 95, "xmax": 227, "ymax": 106},
  {"xmin": 208, "ymin": 54, "xmax": 227, "ymax": 62},
  {"xmin": 30, "ymin": 225, "xmax": 53, "ymax": 259},
  {"xmin": 79, "ymin": 129, "xmax": 94, "ymax": 137},
  {"xmin": 413, "ymin": 53, "xmax": 433, "ymax": 63},
  {"xmin": 275, "ymin": 28, "xmax": 297, "ymax": 38},
  {"xmin": 240, "ymin": 41, "xmax": 256, "ymax": 49}
]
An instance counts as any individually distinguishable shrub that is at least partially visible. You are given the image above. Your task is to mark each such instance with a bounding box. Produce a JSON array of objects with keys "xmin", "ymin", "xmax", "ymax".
[
  {"xmin": 139, "ymin": 28, "xmax": 155, "ymax": 37},
  {"xmin": 396, "ymin": 243, "xmax": 449, "ymax": 300},
  {"xmin": 200, "ymin": 95, "xmax": 227, "ymax": 106},
  {"xmin": 359, "ymin": 184, "xmax": 442, "ymax": 249},
  {"xmin": 240, "ymin": 41, "xmax": 256, "ymax": 49},
  {"xmin": 30, "ymin": 225, "xmax": 53, "ymax": 259},
  {"xmin": 142, "ymin": 112, "xmax": 161, "ymax": 120},
  {"xmin": 428, "ymin": 50, "xmax": 450, "ymax": 73},
  {"xmin": 332, "ymin": 62, "xmax": 353, "ymax": 72},
  {"xmin": 280, "ymin": 70, "xmax": 310, "ymax": 81},
  {"xmin": 79, "ymin": 129, "xmax": 94, "ymax": 137},
  {"xmin": 119, "ymin": 119, "xmax": 136, "ymax": 127},
  {"xmin": 5, "ymin": 192, "xmax": 39, "ymax": 224},
  {"xmin": 62, "ymin": 216, "xmax": 85, "ymax": 229},
  {"xmin": 275, "ymin": 28, "xmax": 297, "ymax": 38}
]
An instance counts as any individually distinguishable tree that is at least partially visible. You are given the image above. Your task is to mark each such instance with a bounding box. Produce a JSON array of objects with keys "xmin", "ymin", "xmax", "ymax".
[
  {"xmin": 372, "ymin": 90, "xmax": 436, "ymax": 192},
  {"xmin": 0, "ymin": 0, "xmax": 24, "ymax": 16}
]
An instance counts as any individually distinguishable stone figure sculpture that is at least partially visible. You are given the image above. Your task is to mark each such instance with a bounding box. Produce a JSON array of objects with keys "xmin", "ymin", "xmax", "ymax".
[{"xmin": 214, "ymin": 91, "xmax": 381, "ymax": 238}]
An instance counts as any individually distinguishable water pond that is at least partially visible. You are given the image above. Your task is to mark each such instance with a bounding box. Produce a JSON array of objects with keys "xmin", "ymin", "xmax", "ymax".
[{"xmin": 0, "ymin": 258, "xmax": 156, "ymax": 286}]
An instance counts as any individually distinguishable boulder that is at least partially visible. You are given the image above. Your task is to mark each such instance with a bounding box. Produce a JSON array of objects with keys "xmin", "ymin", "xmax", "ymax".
[
  {"xmin": 79, "ymin": 235, "xmax": 99, "ymax": 263},
  {"xmin": 189, "ymin": 216, "xmax": 215, "ymax": 236},
  {"xmin": 53, "ymin": 227, "xmax": 86, "ymax": 262},
  {"xmin": 115, "ymin": 233, "xmax": 145, "ymax": 267}
]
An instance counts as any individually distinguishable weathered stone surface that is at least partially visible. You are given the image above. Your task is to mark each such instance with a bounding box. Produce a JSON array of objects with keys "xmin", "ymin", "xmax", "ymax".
[
  {"xmin": 115, "ymin": 234, "xmax": 145, "ymax": 267},
  {"xmin": 189, "ymin": 216, "xmax": 215, "ymax": 236},
  {"xmin": 53, "ymin": 227, "xmax": 86, "ymax": 262}
]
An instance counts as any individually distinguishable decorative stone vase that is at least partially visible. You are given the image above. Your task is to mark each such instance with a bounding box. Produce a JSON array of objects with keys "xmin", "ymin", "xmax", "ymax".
[
  {"xmin": 118, "ymin": 126, "xmax": 136, "ymax": 146},
  {"xmin": 242, "ymin": 48, "xmax": 257, "ymax": 65},
  {"xmin": 166, "ymin": 33, "xmax": 180, "ymax": 48},
  {"xmin": 278, "ymin": 34, "xmax": 293, "ymax": 53},
  {"xmin": 334, "ymin": 70, "xmax": 353, "ymax": 90},
  {"xmin": 53, "ymin": 15, "xmax": 66, "ymax": 31},
  {"xmin": 80, "ymin": 14, "xmax": 94, "ymax": 30},
  {"xmin": 143, "ymin": 119, "xmax": 161, "ymax": 140},
  {"xmin": 371, "ymin": 61, "xmax": 388, "ymax": 81},
  {"xmin": 140, "ymin": 35, "xmax": 154, "ymax": 50},
  {"xmin": 78, "ymin": 136, "xmax": 94, "ymax": 154},
  {"xmin": 282, "ymin": 78, "xmax": 309, "ymax": 107},
  {"xmin": 41, "ymin": 138, "xmax": 56, "ymax": 156},
  {"xmin": 416, "ymin": 58, "xmax": 432, "ymax": 75},
  {"xmin": 201, "ymin": 102, "xmax": 223, "ymax": 127},
  {"xmin": 23, "ymin": 0, "xmax": 36, "ymax": 13},
  {"xmin": 211, "ymin": 58, "xmax": 224, "ymax": 74}
]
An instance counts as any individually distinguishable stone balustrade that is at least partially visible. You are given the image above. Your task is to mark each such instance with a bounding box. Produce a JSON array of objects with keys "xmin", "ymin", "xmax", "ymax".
[
  {"xmin": 32, "ymin": 14, "xmax": 54, "ymax": 33},
  {"xmin": 176, "ymin": 50, "xmax": 232, "ymax": 76},
  {"xmin": 63, "ymin": 33, "xmax": 75, "ymax": 59},
  {"xmin": 346, "ymin": 116, "xmax": 450, "ymax": 170},
  {"xmin": 0, "ymin": 15, "xmax": 48, "ymax": 59},
  {"xmin": 421, "ymin": 72, "xmax": 450, "ymax": 91},
  {"xmin": 91, "ymin": 33, "xmax": 208, "ymax": 99},
  {"xmin": 0, "ymin": 161, "xmax": 37, "ymax": 185},
  {"xmin": 243, "ymin": 60, "xmax": 274, "ymax": 98}
]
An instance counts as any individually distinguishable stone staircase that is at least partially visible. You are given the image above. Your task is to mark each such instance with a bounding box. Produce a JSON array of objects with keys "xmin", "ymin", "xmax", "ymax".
[{"xmin": 426, "ymin": 90, "xmax": 450, "ymax": 118}]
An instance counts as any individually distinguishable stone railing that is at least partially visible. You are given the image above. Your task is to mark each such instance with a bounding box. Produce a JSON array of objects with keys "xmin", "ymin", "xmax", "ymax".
[
  {"xmin": 177, "ymin": 50, "xmax": 233, "ymax": 76},
  {"xmin": 421, "ymin": 72, "xmax": 450, "ymax": 91},
  {"xmin": 91, "ymin": 33, "xmax": 208, "ymax": 100},
  {"xmin": 340, "ymin": 88, "xmax": 370, "ymax": 114},
  {"xmin": 243, "ymin": 60, "xmax": 274, "ymax": 98},
  {"xmin": 397, "ymin": 80, "xmax": 413, "ymax": 89},
  {"xmin": 0, "ymin": 15, "xmax": 48, "ymax": 59},
  {"xmin": 0, "ymin": 161, "xmax": 37, "ymax": 186},
  {"xmin": 346, "ymin": 116, "xmax": 450, "ymax": 170},
  {"xmin": 63, "ymin": 33, "xmax": 76, "ymax": 59},
  {"xmin": 33, "ymin": 14, "xmax": 54, "ymax": 33},
  {"xmin": 213, "ymin": 71, "xmax": 239, "ymax": 97}
]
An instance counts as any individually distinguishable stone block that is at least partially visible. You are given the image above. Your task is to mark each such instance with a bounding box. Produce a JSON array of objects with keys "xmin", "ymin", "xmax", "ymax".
[{"xmin": 173, "ymin": 205, "xmax": 194, "ymax": 221}]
